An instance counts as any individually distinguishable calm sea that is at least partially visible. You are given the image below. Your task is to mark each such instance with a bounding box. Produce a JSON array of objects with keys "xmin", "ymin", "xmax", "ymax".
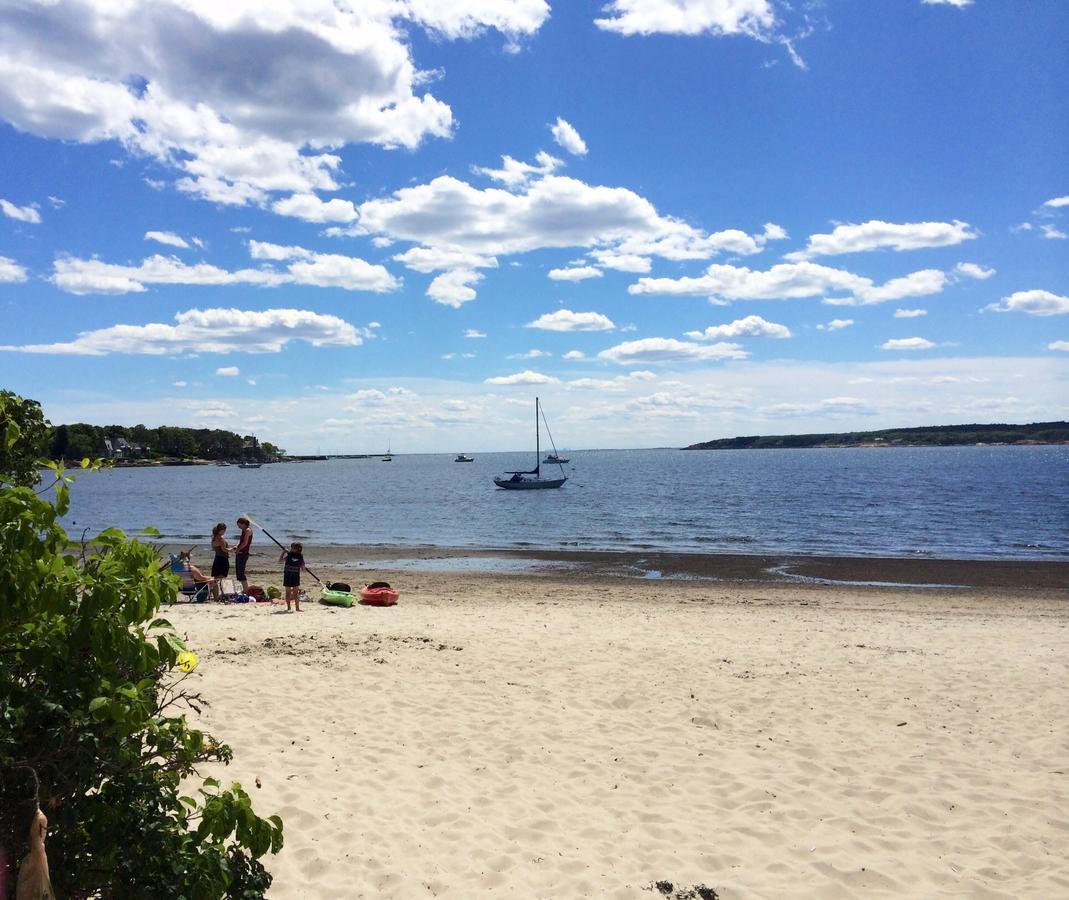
[{"xmin": 57, "ymin": 446, "xmax": 1067, "ymax": 560}]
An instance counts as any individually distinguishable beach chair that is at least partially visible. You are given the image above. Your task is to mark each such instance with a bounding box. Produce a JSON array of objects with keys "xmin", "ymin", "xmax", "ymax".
[{"xmin": 169, "ymin": 554, "xmax": 212, "ymax": 603}]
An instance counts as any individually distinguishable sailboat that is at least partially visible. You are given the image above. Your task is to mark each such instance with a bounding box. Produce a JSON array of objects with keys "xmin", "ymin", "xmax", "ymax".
[
  {"xmin": 382, "ymin": 441, "xmax": 393, "ymax": 462},
  {"xmin": 493, "ymin": 397, "xmax": 568, "ymax": 490}
]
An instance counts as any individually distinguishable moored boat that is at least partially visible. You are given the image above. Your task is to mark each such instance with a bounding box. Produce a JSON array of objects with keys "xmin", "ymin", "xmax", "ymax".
[{"xmin": 493, "ymin": 397, "xmax": 568, "ymax": 490}]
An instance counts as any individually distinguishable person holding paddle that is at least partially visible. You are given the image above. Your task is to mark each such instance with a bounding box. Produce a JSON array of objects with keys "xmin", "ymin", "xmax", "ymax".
[{"xmin": 279, "ymin": 541, "xmax": 306, "ymax": 611}]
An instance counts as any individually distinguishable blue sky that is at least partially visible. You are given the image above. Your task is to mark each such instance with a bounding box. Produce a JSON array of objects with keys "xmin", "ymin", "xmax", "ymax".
[{"xmin": 0, "ymin": 0, "xmax": 1066, "ymax": 453}]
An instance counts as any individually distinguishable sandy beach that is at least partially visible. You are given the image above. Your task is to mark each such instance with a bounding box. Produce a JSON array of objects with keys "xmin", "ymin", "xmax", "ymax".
[{"xmin": 167, "ymin": 549, "xmax": 1069, "ymax": 899}]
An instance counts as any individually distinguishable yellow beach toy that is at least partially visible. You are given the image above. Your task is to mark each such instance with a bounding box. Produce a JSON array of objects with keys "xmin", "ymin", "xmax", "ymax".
[{"xmin": 177, "ymin": 651, "xmax": 199, "ymax": 673}]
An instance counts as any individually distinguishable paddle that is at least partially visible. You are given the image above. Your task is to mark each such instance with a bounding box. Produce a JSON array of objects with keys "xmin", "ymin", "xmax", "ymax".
[{"xmin": 246, "ymin": 516, "xmax": 323, "ymax": 584}]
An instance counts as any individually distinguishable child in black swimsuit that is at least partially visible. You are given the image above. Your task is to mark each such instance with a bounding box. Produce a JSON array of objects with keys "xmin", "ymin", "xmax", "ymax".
[{"xmin": 279, "ymin": 542, "xmax": 305, "ymax": 612}]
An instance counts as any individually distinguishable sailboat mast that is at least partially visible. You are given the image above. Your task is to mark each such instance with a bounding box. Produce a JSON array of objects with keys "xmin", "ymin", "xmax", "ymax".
[{"xmin": 535, "ymin": 396, "xmax": 540, "ymax": 474}]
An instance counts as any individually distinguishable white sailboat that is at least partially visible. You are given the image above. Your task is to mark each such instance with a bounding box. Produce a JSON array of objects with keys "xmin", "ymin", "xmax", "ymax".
[{"xmin": 493, "ymin": 397, "xmax": 567, "ymax": 490}]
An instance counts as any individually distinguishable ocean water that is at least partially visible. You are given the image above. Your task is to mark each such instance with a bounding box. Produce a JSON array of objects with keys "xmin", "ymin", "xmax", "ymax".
[{"xmin": 57, "ymin": 446, "xmax": 1068, "ymax": 560}]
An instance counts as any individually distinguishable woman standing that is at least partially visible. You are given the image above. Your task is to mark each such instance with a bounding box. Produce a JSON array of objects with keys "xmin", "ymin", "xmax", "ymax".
[{"xmin": 210, "ymin": 522, "xmax": 231, "ymax": 601}]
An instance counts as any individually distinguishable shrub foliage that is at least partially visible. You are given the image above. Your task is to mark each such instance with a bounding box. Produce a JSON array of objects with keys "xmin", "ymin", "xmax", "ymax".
[{"xmin": 0, "ymin": 457, "xmax": 282, "ymax": 897}]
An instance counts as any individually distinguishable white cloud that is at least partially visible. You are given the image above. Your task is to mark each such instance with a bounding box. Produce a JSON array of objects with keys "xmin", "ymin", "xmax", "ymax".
[
  {"xmin": 816, "ymin": 318, "xmax": 854, "ymax": 331},
  {"xmin": 474, "ymin": 152, "xmax": 563, "ymax": 188},
  {"xmin": 392, "ymin": 247, "xmax": 497, "ymax": 273},
  {"xmin": 1043, "ymin": 196, "xmax": 1069, "ymax": 208},
  {"xmin": 548, "ymin": 265, "xmax": 603, "ymax": 281},
  {"xmin": 1048, "ymin": 341, "xmax": 1069, "ymax": 352},
  {"xmin": 508, "ymin": 349, "xmax": 551, "ymax": 360},
  {"xmin": 0, "ymin": 256, "xmax": 27, "ymax": 283},
  {"xmin": 1040, "ymin": 224, "xmax": 1068, "ymax": 240},
  {"xmin": 567, "ymin": 370, "xmax": 657, "ymax": 391},
  {"xmin": 986, "ymin": 290, "xmax": 1069, "ymax": 316},
  {"xmin": 882, "ymin": 337, "xmax": 936, "ymax": 351},
  {"xmin": 894, "ymin": 308, "xmax": 927, "ymax": 318},
  {"xmin": 287, "ymin": 254, "xmax": 400, "ymax": 291},
  {"xmin": 173, "ymin": 381, "xmax": 187, "ymax": 388},
  {"xmin": 271, "ymin": 193, "xmax": 358, "ymax": 223},
  {"xmin": 551, "ymin": 117, "xmax": 588, "ymax": 156},
  {"xmin": 216, "ymin": 366, "xmax": 240, "ymax": 376},
  {"xmin": 358, "ymin": 174, "xmax": 783, "ymax": 262},
  {"xmin": 685, "ymin": 314, "xmax": 791, "ymax": 340},
  {"xmin": 595, "ymin": 1, "xmax": 776, "ymax": 38},
  {"xmin": 485, "ymin": 370, "xmax": 560, "ymax": 385},
  {"xmin": 598, "ymin": 337, "xmax": 748, "ymax": 364},
  {"xmin": 0, "ymin": 308, "xmax": 366, "ymax": 355},
  {"xmin": 526, "ymin": 310, "xmax": 616, "ymax": 332},
  {"xmin": 922, "ymin": 0, "xmax": 973, "ymax": 7},
  {"xmin": 50, "ymin": 251, "xmax": 397, "ymax": 295},
  {"xmin": 48, "ymin": 196, "xmax": 65, "ymax": 209},
  {"xmin": 0, "ymin": 199, "xmax": 41, "ymax": 224},
  {"xmin": 563, "ymin": 350, "xmax": 586, "ymax": 360},
  {"xmin": 0, "ymin": 3, "xmax": 550, "ymax": 213},
  {"xmin": 248, "ymin": 241, "xmax": 314, "ymax": 261},
  {"xmin": 954, "ymin": 262, "xmax": 995, "ymax": 280},
  {"xmin": 589, "ymin": 250, "xmax": 652, "ymax": 273},
  {"xmin": 632, "ymin": 261, "xmax": 947, "ymax": 306},
  {"xmin": 145, "ymin": 230, "xmax": 190, "ymax": 248},
  {"xmin": 427, "ymin": 269, "xmax": 483, "ymax": 308},
  {"xmin": 786, "ymin": 220, "xmax": 976, "ymax": 260},
  {"xmin": 464, "ymin": 329, "xmax": 486, "ymax": 339}
]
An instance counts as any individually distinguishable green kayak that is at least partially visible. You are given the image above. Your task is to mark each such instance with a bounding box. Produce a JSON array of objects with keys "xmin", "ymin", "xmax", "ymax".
[{"xmin": 320, "ymin": 588, "xmax": 356, "ymax": 607}]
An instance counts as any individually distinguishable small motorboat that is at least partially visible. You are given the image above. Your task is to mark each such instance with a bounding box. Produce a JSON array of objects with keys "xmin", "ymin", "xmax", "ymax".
[
  {"xmin": 543, "ymin": 454, "xmax": 569, "ymax": 464},
  {"xmin": 454, "ymin": 453, "xmax": 474, "ymax": 462},
  {"xmin": 238, "ymin": 462, "xmax": 262, "ymax": 469},
  {"xmin": 360, "ymin": 582, "xmax": 399, "ymax": 606}
]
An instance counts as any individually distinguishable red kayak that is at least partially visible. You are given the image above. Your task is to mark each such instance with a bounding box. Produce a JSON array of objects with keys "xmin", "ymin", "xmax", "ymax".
[{"xmin": 360, "ymin": 582, "xmax": 399, "ymax": 606}]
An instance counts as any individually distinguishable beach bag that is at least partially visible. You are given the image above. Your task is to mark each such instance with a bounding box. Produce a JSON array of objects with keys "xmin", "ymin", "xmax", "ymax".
[
  {"xmin": 229, "ymin": 593, "xmax": 252, "ymax": 604},
  {"xmin": 247, "ymin": 585, "xmax": 268, "ymax": 602}
]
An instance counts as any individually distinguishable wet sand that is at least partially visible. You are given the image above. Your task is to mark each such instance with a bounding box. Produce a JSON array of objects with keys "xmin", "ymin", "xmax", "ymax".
[{"xmin": 185, "ymin": 542, "xmax": 1069, "ymax": 590}]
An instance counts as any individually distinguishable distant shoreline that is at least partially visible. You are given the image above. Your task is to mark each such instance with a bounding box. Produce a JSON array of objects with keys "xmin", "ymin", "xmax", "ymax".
[{"xmin": 684, "ymin": 421, "xmax": 1069, "ymax": 451}]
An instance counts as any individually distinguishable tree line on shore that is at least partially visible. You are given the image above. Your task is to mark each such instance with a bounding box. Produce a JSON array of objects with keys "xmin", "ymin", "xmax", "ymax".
[
  {"xmin": 1, "ymin": 390, "xmax": 284, "ymax": 462},
  {"xmin": 685, "ymin": 421, "xmax": 1069, "ymax": 450}
]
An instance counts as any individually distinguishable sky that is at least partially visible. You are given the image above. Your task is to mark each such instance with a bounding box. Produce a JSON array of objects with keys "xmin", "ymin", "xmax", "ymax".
[{"xmin": 0, "ymin": 0, "xmax": 1066, "ymax": 454}]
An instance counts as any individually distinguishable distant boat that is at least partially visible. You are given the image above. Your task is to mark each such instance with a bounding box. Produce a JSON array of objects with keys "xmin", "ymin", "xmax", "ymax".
[
  {"xmin": 382, "ymin": 441, "xmax": 393, "ymax": 462},
  {"xmin": 454, "ymin": 453, "xmax": 474, "ymax": 462},
  {"xmin": 215, "ymin": 461, "xmax": 231, "ymax": 467},
  {"xmin": 543, "ymin": 453, "xmax": 569, "ymax": 465},
  {"xmin": 494, "ymin": 397, "xmax": 567, "ymax": 490},
  {"xmin": 237, "ymin": 462, "xmax": 262, "ymax": 469}
]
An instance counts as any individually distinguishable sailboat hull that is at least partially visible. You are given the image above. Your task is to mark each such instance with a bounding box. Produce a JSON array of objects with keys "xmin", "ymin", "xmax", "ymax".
[{"xmin": 494, "ymin": 476, "xmax": 567, "ymax": 490}]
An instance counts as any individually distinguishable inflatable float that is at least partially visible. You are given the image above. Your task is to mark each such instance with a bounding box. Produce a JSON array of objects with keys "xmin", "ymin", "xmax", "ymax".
[
  {"xmin": 360, "ymin": 582, "xmax": 399, "ymax": 606},
  {"xmin": 320, "ymin": 582, "xmax": 356, "ymax": 607}
]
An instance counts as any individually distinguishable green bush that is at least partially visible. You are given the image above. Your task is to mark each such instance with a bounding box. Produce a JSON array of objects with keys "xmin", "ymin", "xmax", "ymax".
[{"xmin": 0, "ymin": 460, "xmax": 283, "ymax": 898}]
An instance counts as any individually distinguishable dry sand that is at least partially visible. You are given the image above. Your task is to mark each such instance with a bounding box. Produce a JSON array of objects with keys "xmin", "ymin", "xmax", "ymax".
[{"xmin": 167, "ymin": 551, "xmax": 1069, "ymax": 899}]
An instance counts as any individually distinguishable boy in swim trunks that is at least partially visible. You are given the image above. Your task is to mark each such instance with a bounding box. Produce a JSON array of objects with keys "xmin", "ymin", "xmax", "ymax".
[{"xmin": 279, "ymin": 541, "xmax": 306, "ymax": 611}]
